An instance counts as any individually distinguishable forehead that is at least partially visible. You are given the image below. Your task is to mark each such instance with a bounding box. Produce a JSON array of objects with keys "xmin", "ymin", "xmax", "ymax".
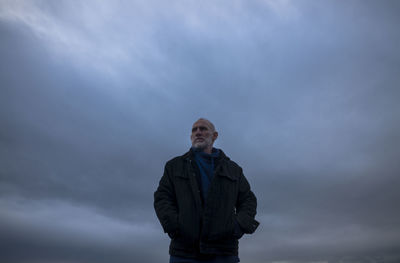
[{"xmin": 192, "ymin": 120, "xmax": 212, "ymax": 129}]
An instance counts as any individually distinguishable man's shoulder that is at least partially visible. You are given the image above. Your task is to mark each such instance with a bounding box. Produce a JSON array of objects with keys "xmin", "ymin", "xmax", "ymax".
[
  {"xmin": 223, "ymin": 159, "xmax": 243, "ymax": 179},
  {"xmin": 219, "ymin": 150, "xmax": 242, "ymax": 170},
  {"xmin": 165, "ymin": 156, "xmax": 183, "ymax": 166},
  {"xmin": 225, "ymin": 159, "xmax": 242, "ymax": 170},
  {"xmin": 165, "ymin": 150, "xmax": 190, "ymax": 167}
]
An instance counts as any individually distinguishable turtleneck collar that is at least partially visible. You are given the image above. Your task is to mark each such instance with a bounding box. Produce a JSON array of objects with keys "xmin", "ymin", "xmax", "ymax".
[{"xmin": 191, "ymin": 147, "xmax": 220, "ymax": 158}]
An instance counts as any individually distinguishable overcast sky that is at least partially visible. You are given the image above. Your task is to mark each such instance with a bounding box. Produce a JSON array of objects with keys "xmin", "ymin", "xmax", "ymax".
[{"xmin": 1, "ymin": 1, "xmax": 400, "ymax": 262}]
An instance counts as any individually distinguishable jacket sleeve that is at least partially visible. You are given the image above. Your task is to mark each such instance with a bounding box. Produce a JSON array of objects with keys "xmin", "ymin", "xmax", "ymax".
[
  {"xmin": 154, "ymin": 162, "xmax": 179, "ymax": 235},
  {"xmin": 236, "ymin": 170, "xmax": 259, "ymax": 234}
]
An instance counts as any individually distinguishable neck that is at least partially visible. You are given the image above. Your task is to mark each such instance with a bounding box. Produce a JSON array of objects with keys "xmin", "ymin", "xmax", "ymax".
[
  {"xmin": 203, "ymin": 146, "xmax": 213, "ymax": 154},
  {"xmin": 193, "ymin": 145, "xmax": 213, "ymax": 154}
]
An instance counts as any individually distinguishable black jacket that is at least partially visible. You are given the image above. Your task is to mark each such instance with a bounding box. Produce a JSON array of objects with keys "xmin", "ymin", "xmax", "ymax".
[{"xmin": 154, "ymin": 149, "xmax": 259, "ymax": 258}]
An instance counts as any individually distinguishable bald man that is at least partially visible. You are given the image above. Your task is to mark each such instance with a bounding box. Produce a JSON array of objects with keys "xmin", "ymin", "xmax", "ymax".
[{"xmin": 154, "ymin": 118, "xmax": 259, "ymax": 263}]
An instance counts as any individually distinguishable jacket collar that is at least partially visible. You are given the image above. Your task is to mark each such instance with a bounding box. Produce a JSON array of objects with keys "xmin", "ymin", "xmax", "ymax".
[
  {"xmin": 182, "ymin": 147, "xmax": 229, "ymax": 161},
  {"xmin": 182, "ymin": 148, "xmax": 236, "ymax": 181}
]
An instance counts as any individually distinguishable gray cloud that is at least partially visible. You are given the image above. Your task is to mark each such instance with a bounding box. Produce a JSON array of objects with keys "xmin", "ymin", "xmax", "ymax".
[{"xmin": 1, "ymin": 0, "xmax": 400, "ymax": 262}]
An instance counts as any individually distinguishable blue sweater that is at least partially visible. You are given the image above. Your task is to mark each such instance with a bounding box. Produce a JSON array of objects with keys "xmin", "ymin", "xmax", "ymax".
[{"xmin": 193, "ymin": 147, "xmax": 220, "ymax": 201}]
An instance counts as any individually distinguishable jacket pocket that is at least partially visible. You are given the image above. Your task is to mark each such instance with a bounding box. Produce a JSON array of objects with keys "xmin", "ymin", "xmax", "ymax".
[
  {"xmin": 175, "ymin": 213, "xmax": 197, "ymax": 244},
  {"xmin": 206, "ymin": 214, "xmax": 236, "ymax": 241},
  {"xmin": 168, "ymin": 230, "xmax": 179, "ymax": 239},
  {"xmin": 232, "ymin": 216, "xmax": 244, "ymax": 239}
]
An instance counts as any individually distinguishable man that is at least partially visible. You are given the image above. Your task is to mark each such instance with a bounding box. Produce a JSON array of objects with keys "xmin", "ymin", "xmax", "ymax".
[{"xmin": 154, "ymin": 118, "xmax": 259, "ymax": 263}]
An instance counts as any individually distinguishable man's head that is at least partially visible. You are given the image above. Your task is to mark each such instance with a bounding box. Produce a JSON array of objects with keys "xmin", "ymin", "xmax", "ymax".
[{"xmin": 190, "ymin": 118, "xmax": 218, "ymax": 153}]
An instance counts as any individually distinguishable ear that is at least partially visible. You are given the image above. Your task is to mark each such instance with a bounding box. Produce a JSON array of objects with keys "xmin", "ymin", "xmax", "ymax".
[{"xmin": 212, "ymin": 131, "xmax": 218, "ymax": 142}]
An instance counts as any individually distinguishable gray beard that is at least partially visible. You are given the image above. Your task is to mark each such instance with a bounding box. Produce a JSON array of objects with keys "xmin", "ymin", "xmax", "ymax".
[
  {"xmin": 192, "ymin": 139, "xmax": 212, "ymax": 150},
  {"xmin": 192, "ymin": 142, "xmax": 207, "ymax": 150}
]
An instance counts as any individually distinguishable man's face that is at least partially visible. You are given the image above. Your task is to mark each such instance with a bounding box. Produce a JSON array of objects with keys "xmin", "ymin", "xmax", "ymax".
[{"xmin": 190, "ymin": 120, "xmax": 217, "ymax": 150}]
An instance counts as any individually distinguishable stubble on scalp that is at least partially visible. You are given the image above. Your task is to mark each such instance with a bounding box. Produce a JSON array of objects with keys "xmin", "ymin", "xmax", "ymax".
[{"xmin": 195, "ymin": 118, "xmax": 216, "ymax": 132}]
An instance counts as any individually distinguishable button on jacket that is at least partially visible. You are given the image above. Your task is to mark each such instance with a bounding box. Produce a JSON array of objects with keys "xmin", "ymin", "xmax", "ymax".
[{"xmin": 154, "ymin": 149, "xmax": 259, "ymax": 258}]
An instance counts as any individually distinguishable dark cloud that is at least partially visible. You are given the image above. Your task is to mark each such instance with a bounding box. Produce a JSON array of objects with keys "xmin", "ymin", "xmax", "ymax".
[{"xmin": 1, "ymin": 1, "xmax": 400, "ymax": 262}]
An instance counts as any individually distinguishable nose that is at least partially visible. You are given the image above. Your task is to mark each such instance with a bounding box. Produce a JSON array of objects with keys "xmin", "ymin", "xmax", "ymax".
[{"xmin": 192, "ymin": 127, "xmax": 202, "ymax": 136}]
